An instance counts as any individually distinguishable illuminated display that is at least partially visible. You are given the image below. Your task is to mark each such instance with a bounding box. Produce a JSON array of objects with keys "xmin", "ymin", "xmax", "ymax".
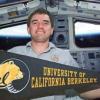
[{"xmin": 8, "ymin": 11, "xmax": 19, "ymax": 18}]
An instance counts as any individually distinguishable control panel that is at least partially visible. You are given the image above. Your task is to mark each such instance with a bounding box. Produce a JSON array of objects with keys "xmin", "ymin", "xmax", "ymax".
[
  {"xmin": 0, "ymin": 0, "xmax": 44, "ymax": 27},
  {"xmin": 70, "ymin": 50, "xmax": 100, "ymax": 72},
  {"xmin": 51, "ymin": 15, "xmax": 69, "ymax": 48}
]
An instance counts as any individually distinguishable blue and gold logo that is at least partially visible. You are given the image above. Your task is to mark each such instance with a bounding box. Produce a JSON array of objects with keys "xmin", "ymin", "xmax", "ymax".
[{"xmin": 0, "ymin": 58, "xmax": 30, "ymax": 93}]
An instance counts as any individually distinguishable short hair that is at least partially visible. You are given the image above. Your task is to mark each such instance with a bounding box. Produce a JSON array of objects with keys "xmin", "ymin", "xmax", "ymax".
[{"xmin": 27, "ymin": 8, "xmax": 54, "ymax": 28}]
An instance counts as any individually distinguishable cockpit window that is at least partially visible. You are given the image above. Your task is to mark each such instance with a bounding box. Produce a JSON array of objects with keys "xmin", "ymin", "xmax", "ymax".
[
  {"xmin": 74, "ymin": 21, "xmax": 100, "ymax": 48},
  {"xmin": 0, "ymin": 24, "xmax": 30, "ymax": 50}
]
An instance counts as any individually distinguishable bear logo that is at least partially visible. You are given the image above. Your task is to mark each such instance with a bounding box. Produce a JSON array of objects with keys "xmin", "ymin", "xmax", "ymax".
[{"xmin": 0, "ymin": 60, "xmax": 23, "ymax": 88}]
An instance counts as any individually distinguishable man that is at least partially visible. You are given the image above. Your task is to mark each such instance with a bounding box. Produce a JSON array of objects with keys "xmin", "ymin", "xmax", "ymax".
[{"xmin": 8, "ymin": 8, "xmax": 100, "ymax": 100}]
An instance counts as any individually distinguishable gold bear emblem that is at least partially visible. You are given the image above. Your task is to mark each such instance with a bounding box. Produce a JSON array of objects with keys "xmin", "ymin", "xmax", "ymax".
[{"xmin": 0, "ymin": 61, "xmax": 23, "ymax": 88}]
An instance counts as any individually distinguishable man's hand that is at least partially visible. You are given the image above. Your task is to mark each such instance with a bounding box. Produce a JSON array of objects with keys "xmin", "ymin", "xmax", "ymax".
[{"xmin": 80, "ymin": 88, "xmax": 100, "ymax": 99}]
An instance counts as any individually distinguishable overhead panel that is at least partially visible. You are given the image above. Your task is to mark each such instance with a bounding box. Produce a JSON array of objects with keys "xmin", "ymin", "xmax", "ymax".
[{"xmin": 0, "ymin": 0, "xmax": 41, "ymax": 27}]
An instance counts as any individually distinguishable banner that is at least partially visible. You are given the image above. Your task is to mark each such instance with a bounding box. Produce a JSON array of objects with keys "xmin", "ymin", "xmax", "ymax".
[{"xmin": 0, "ymin": 51, "xmax": 100, "ymax": 100}]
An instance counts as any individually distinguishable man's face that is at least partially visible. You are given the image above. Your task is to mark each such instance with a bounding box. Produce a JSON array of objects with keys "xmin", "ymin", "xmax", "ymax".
[{"xmin": 27, "ymin": 13, "xmax": 54, "ymax": 42}]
